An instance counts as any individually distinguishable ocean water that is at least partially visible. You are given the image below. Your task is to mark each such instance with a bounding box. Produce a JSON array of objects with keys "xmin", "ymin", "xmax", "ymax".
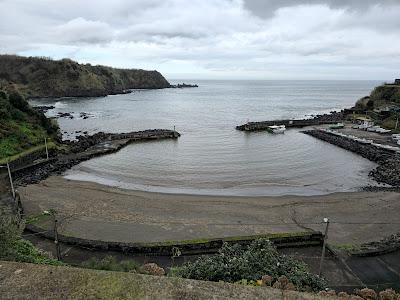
[{"xmin": 31, "ymin": 80, "xmax": 382, "ymax": 196}]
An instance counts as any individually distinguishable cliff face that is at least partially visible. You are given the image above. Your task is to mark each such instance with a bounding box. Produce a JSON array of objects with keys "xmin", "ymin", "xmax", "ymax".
[{"xmin": 0, "ymin": 55, "xmax": 171, "ymax": 98}]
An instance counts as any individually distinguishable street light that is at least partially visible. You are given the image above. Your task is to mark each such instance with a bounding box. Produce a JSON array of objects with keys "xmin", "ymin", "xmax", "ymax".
[
  {"xmin": 318, "ymin": 217, "xmax": 330, "ymax": 276},
  {"xmin": 0, "ymin": 162, "xmax": 15, "ymax": 199}
]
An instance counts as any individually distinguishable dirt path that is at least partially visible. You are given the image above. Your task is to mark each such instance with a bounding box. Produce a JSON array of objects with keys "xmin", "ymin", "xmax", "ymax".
[{"xmin": 19, "ymin": 176, "xmax": 400, "ymax": 245}]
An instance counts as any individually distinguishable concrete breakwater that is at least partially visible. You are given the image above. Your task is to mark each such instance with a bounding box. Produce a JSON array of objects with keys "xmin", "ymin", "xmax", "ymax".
[
  {"xmin": 13, "ymin": 129, "xmax": 180, "ymax": 186},
  {"xmin": 66, "ymin": 129, "xmax": 181, "ymax": 153},
  {"xmin": 236, "ymin": 111, "xmax": 344, "ymax": 131},
  {"xmin": 303, "ymin": 129, "xmax": 400, "ymax": 187}
]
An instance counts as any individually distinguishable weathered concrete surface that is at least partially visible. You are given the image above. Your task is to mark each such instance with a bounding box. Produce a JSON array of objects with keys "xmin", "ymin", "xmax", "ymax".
[
  {"xmin": 19, "ymin": 176, "xmax": 400, "ymax": 245},
  {"xmin": 344, "ymin": 250, "xmax": 400, "ymax": 291},
  {"xmin": 0, "ymin": 261, "xmax": 335, "ymax": 300}
]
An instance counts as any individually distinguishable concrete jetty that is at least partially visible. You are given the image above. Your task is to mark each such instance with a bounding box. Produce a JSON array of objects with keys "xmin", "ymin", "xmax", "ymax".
[
  {"xmin": 236, "ymin": 119, "xmax": 338, "ymax": 131},
  {"xmin": 12, "ymin": 129, "xmax": 181, "ymax": 186}
]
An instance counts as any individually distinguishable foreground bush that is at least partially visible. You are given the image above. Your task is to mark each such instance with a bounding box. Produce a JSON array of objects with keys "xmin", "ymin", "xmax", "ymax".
[
  {"xmin": 0, "ymin": 206, "xmax": 62, "ymax": 266},
  {"xmin": 82, "ymin": 256, "xmax": 139, "ymax": 273},
  {"xmin": 172, "ymin": 239, "xmax": 326, "ymax": 292}
]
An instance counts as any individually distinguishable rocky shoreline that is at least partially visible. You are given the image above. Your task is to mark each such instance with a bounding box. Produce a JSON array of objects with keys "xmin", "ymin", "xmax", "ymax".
[
  {"xmin": 302, "ymin": 129, "xmax": 400, "ymax": 187},
  {"xmin": 13, "ymin": 129, "xmax": 181, "ymax": 187},
  {"xmin": 170, "ymin": 83, "xmax": 198, "ymax": 88}
]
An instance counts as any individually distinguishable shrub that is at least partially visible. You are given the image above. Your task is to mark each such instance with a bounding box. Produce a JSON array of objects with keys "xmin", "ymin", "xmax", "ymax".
[
  {"xmin": 0, "ymin": 89, "xmax": 60, "ymax": 159},
  {"xmin": 8, "ymin": 91, "xmax": 30, "ymax": 112},
  {"xmin": 0, "ymin": 205, "xmax": 62, "ymax": 266},
  {"xmin": 172, "ymin": 239, "xmax": 326, "ymax": 292},
  {"xmin": 0, "ymin": 206, "xmax": 23, "ymax": 258},
  {"xmin": 82, "ymin": 256, "xmax": 139, "ymax": 273}
]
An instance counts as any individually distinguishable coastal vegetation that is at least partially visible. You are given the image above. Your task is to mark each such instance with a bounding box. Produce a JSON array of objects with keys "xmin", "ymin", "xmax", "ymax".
[
  {"xmin": 0, "ymin": 55, "xmax": 171, "ymax": 98},
  {"xmin": 172, "ymin": 239, "xmax": 326, "ymax": 292},
  {"xmin": 82, "ymin": 256, "xmax": 139, "ymax": 273},
  {"xmin": 0, "ymin": 89, "xmax": 59, "ymax": 160},
  {"xmin": 0, "ymin": 206, "xmax": 62, "ymax": 266},
  {"xmin": 353, "ymin": 81, "xmax": 400, "ymax": 131}
]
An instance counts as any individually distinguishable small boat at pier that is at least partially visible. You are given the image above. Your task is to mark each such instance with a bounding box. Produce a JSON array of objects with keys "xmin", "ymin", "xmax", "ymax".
[{"xmin": 267, "ymin": 125, "xmax": 286, "ymax": 134}]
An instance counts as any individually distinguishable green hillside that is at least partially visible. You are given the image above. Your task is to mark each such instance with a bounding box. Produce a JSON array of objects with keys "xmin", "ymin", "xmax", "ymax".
[
  {"xmin": 353, "ymin": 81, "xmax": 400, "ymax": 130},
  {"xmin": 369, "ymin": 84, "xmax": 400, "ymax": 107},
  {"xmin": 0, "ymin": 89, "xmax": 59, "ymax": 160},
  {"xmin": 0, "ymin": 55, "xmax": 170, "ymax": 98},
  {"xmin": 354, "ymin": 82, "xmax": 400, "ymax": 110}
]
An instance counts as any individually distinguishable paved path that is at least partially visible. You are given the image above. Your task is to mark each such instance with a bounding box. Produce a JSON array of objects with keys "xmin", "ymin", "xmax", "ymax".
[{"xmin": 19, "ymin": 176, "xmax": 400, "ymax": 245}]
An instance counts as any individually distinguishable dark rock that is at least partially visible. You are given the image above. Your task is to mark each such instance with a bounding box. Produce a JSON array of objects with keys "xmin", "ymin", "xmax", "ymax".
[
  {"xmin": 33, "ymin": 105, "xmax": 55, "ymax": 113},
  {"xmin": 170, "ymin": 83, "xmax": 198, "ymax": 88},
  {"xmin": 57, "ymin": 112, "xmax": 73, "ymax": 119}
]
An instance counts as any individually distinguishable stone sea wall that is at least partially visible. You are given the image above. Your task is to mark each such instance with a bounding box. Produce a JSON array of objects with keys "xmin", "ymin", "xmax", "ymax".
[
  {"xmin": 8, "ymin": 148, "xmax": 57, "ymax": 170},
  {"xmin": 303, "ymin": 129, "xmax": 400, "ymax": 186},
  {"xmin": 24, "ymin": 223, "xmax": 323, "ymax": 255}
]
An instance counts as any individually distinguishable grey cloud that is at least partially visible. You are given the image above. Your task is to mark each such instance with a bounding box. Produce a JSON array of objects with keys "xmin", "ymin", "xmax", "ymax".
[
  {"xmin": 243, "ymin": 0, "xmax": 400, "ymax": 18},
  {"xmin": 53, "ymin": 18, "xmax": 115, "ymax": 44},
  {"xmin": 0, "ymin": 0, "xmax": 399, "ymax": 79}
]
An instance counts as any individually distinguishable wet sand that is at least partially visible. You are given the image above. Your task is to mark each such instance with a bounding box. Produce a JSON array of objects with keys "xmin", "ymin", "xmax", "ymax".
[{"xmin": 19, "ymin": 176, "xmax": 400, "ymax": 245}]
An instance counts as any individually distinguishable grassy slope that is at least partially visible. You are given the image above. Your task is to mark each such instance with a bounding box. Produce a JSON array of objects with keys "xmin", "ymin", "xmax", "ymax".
[
  {"xmin": 353, "ymin": 83, "xmax": 400, "ymax": 130},
  {"xmin": 0, "ymin": 89, "xmax": 59, "ymax": 161},
  {"xmin": 370, "ymin": 84, "xmax": 400, "ymax": 107},
  {"xmin": 0, "ymin": 55, "xmax": 171, "ymax": 98},
  {"xmin": 0, "ymin": 261, "xmax": 324, "ymax": 300}
]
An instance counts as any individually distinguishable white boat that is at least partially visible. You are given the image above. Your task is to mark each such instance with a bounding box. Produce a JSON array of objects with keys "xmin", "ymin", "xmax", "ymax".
[
  {"xmin": 392, "ymin": 134, "xmax": 400, "ymax": 142},
  {"xmin": 329, "ymin": 123, "xmax": 345, "ymax": 129},
  {"xmin": 367, "ymin": 126, "xmax": 379, "ymax": 132},
  {"xmin": 367, "ymin": 126, "xmax": 391, "ymax": 134},
  {"xmin": 268, "ymin": 125, "xmax": 286, "ymax": 134}
]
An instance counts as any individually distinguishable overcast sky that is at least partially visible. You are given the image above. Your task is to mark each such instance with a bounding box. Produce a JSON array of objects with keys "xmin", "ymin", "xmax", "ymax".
[{"xmin": 1, "ymin": 0, "xmax": 400, "ymax": 80}]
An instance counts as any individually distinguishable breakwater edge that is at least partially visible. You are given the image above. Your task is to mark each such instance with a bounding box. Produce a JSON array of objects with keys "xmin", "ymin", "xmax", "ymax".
[
  {"xmin": 12, "ymin": 129, "xmax": 180, "ymax": 186},
  {"xmin": 302, "ymin": 129, "xmax": 400, "ymax": 187}
]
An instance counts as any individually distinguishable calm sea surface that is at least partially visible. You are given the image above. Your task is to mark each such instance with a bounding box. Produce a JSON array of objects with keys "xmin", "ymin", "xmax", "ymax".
[{"xmin": 31, "ymin": 80, "xmax": 382, "ymax": 196}]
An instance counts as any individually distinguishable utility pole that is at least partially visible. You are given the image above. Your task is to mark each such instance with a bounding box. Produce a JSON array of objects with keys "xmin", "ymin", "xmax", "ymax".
[
  {"xmin": 6, "ymin": 162, "xmax": 15, "ymax": 199},
  {"xmin": 53, "ymin": 216, "xmax": 61, "ymax": 260},
  {"xmin": 44, "ymin": 137, "xmax": 49, "ymax": 160},
  {"xmin": 318, "ymin": 218, "xmax": 330, "ymax": 276}
]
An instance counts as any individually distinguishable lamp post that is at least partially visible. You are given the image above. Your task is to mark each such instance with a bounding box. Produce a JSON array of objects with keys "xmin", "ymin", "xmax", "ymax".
[
  {"xmin": 44, "ymin": 137, "xmax": 49, "ymax": 160},
  {"xmin": 318, "ymin": 218, "xmax": 330, "ymax": 276},
  {"xmin": 44, "ymin": 209, "xmax": 61, "ymax": 260},
  {"xmin": 0, "ymin": 163, "xmax": 15, "ymax": 199}
]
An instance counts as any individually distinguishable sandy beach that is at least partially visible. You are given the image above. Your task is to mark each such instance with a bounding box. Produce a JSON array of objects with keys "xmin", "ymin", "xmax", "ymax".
[{"xmin": 19, "ymin": 176, "xmax": 400, "ymax": 245}]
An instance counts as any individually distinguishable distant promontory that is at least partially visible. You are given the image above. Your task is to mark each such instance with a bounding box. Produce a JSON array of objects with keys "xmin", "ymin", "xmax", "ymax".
[{"xmin": 0, "ymin": 55, "xmax": 171, "ymax": 98}]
